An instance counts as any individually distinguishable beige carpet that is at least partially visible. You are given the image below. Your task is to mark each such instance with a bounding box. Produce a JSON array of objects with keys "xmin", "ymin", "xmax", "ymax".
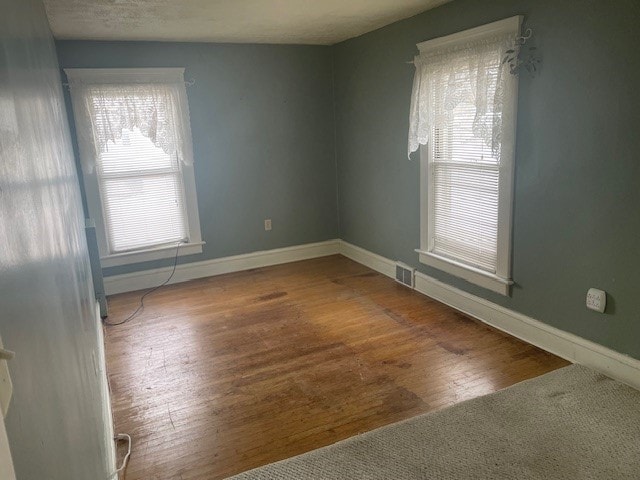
[{"xmin": 228, "ymin": 365, "xmax": 640, "ymax": 479}]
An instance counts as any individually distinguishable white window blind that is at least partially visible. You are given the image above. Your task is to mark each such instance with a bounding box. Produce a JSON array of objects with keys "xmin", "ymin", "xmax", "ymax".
[
  {"xmin": 410, "ymin": 17, "xmax": 520, "ymax": 294},
  {"xmin": 98, "ymin": 127, "xmax": 188, "ymax": 253}
]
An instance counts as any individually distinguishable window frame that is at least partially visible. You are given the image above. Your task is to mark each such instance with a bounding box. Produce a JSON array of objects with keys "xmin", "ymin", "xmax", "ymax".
[
  {"xmin": 66, "ymin": 68, "xmax": 204, "ymax": 268},
  {"xmin": 414, "ymin": 17, "xmax": 521, "ymax": 296}
]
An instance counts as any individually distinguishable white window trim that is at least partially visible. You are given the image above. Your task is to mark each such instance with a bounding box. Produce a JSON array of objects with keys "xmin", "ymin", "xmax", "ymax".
[
  {"xmin": 66, "ymin": 68, "xmax": 204, "ymax": 268},
  {"xmin": 414, "ymin": 17, "xmax": 522, "ymax": 296}
]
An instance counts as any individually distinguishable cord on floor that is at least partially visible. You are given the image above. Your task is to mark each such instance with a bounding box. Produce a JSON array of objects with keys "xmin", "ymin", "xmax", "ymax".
[
  {"xmin": 103, "ymin": 242, "xmax": 183, "ymax": 326},
  {"xmin": 108, "ymin": 433, "xmax": 132, "ymax": 479}
]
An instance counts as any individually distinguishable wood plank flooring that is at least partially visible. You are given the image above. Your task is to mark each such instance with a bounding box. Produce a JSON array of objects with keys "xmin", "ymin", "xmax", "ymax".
[{"xmin": 104, "ymin": 255, "xmax": 569, "ymax": 480}]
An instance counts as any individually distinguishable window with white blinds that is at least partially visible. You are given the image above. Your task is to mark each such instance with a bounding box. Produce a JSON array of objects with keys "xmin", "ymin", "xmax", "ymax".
[
  {"xmin": 411, "ymin": 17, "xmax": 520, "ymax": 295},
  {"xmin": 66, "ymin": 68, "xmax": 203, "ymax": 267},
  {"xmin": 429, "ymin": 77, "xmax": 501, "ymax": 273}
]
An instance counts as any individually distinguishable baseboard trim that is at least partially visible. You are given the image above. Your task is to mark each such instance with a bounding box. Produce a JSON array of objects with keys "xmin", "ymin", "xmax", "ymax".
[
  {"xmin": 338, "ymin": 240, "xmax": 396, "ymax": 278},
  {"xmin": 94, "ymin": 302, "xmax": 116, "ymax": 474},
  {"xmin": 337, "ymin": 241, "xmax": 640, "ymax": 391},
  {"xmin": 104, "ymin": 239, "xmax": 341, "ymax": 295}
]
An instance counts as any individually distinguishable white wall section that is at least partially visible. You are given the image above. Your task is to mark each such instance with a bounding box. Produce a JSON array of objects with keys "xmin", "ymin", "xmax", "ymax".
[{"xmin": 0, "ymin": 0, "xmax": 113, "ymax": 477}]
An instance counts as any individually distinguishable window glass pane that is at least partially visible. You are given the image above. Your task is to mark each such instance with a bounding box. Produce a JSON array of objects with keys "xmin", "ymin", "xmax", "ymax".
[
  {"xmin": 99, "ymin": 127, "xmax": 178, "ymax": 175},
  {"xmin": 432, "ymin": 66, "xmax": 501, "ymax": 166},
  {"xmin": 432, "ymin": 163, "xmax": 499, "ymax": 272},
  {"xmin": 101, "ymin": 172, "xmax": 187, "ymax": 253}
]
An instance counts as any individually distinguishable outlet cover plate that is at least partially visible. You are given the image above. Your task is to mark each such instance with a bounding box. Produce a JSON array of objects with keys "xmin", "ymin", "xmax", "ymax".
[{"xmin": 586, "ymin": 288, "xmax": 606, "ymax": 313}]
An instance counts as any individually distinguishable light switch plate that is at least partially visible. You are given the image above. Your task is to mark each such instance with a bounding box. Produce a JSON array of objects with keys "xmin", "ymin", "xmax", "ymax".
[
  {"xmin": 586, "ymin": 288, "xmax": 606, "ymax": 313},
  {"xmin": 0, "ymin": 335, "xmax": 12, "ymax": 417}
]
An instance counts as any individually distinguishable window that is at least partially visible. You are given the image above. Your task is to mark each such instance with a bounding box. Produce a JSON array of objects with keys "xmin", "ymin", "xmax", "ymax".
[
  {"xmin": 408, "ymin": 17, "xmax": 521, "ymax": 295},
  {"xmin": 65, "ymin": 68, "xmax": 203, "ymax": 267}
]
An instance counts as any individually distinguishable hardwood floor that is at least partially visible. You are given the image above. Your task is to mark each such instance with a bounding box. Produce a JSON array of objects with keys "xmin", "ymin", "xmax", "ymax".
[{"xmin": 104, "ymin": 255, "xmax": 569, "ymax": 480}]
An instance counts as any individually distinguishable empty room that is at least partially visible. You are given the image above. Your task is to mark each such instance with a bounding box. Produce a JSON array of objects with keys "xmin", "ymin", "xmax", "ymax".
[{"xmin": 1, "ymin": 0, "xmax": 639, "ymax": 479}]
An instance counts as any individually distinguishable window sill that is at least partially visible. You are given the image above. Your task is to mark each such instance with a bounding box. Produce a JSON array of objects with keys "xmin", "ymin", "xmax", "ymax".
[
  {"xmin": 415, "ymin": 249, "xmax": 512, "ymax": 296},
  {"xmin": 100, "ymin": 241, "xmax": 205, "ymax": 268}
]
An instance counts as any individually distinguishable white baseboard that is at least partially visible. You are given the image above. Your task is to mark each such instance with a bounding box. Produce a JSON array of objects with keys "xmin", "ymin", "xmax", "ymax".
[
  {"xmin": 337, "ymin": 241, "xmax": 640, "ymax": 391},
  {"xmin": 338, "ymin": 240, "xmax": 396, "ymax": 278},
  {"xmin": 104, "ymin": 239, "xmax": 341, "ymax": 295},
  {"xmin": 94, "ymin": 302, "xmax": 116, "ymax": 474}
]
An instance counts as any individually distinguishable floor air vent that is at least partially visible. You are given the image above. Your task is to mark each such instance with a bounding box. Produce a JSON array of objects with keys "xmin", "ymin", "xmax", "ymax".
[{"xmin": 395, "ymin": 262, "xmax": 415, "ymax": 288}]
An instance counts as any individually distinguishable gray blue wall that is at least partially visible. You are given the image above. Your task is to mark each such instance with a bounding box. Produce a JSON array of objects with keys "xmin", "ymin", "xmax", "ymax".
[
  {"xmin": 56, "ymin": 41, "xmax": 338, "ymax": 276},
  {"xmin": 55, "ymin": 0, "xmax": 640, "ymax": 360},
  {"xmin": 333, "ymin": 0, "xmax": 640, "ymax": 359},
  {"xmin": 0, "ymin": 0, "xmax": 112, "ymax": 478}
]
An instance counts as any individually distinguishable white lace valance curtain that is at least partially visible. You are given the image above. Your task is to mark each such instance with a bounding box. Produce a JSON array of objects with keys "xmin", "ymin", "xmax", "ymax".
[
  {"xmin": 408, "ymin": 32, "xmax": 516, "ymax": 159},
  {"xmin": 65, "ymin": 68, "xmax": 193, "ymax": 173}
]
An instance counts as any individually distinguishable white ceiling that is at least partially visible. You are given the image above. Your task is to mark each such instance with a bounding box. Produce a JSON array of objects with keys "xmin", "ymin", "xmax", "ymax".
[{"xmin": 43, "ymin": 0, "xmax": 452, "ymax": 45}]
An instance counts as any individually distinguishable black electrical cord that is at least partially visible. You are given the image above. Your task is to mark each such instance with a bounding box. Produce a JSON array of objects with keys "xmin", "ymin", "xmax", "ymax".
[{"xmin": 103, "ymin": 242, "xmax": 183, "ymax": 326}]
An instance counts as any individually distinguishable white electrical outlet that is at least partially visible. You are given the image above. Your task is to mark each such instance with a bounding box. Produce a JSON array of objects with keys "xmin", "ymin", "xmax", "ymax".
[
  {"xmin": 586, "ymin": 288, "xmax": 606, "ymax": 313},
  {"xmin": 264, "ymin": 219, "xmax": 272, "ymax": 231}
]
